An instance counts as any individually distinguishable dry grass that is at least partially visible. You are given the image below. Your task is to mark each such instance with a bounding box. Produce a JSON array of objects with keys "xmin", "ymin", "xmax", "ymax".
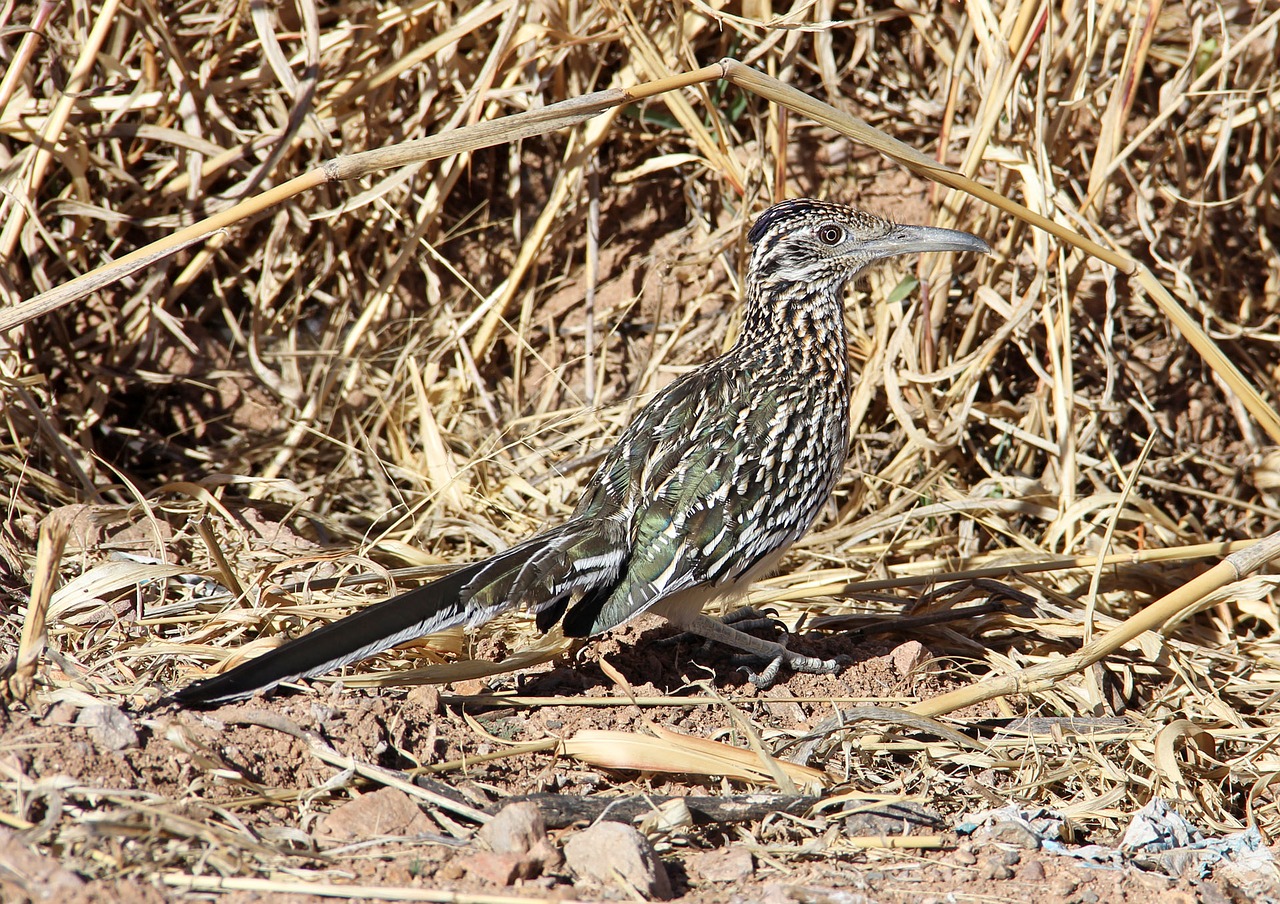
[{"xmin": 3, "ymin": 0, "xmax": 1280, "ymax": 895}]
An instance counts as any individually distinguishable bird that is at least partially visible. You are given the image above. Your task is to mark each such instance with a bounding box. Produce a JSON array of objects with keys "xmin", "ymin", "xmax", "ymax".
[{"xmin": 172, "ymin": 198, "xmax": 991, "ymax": 707}]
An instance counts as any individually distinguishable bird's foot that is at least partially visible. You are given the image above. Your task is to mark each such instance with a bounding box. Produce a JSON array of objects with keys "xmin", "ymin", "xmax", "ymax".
[
  {"xmin": 732, "ymin": 646, "xmax": 846, "ymax": 688},
  {"xmin": 660, "ymin": 613, "xmax": 847, "ymax": 688},
  {"xmin": 720, "ymin": 606, "xmax": 786, "ymax": 634}
]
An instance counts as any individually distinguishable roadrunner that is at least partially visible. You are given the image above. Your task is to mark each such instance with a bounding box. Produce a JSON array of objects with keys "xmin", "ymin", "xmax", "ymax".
[{"xmin": 174, "ymin": 199, "xmax": 990, "ymax": 707}]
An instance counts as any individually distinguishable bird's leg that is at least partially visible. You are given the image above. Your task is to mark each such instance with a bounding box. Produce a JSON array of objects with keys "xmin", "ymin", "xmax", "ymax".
[
  {"xmin": 653, "ymin": 606, "xmax": 784, "ymax": 650},
  {"xmin": 669, "ymin": 613, "xmax": 843, "ymax": 688}
]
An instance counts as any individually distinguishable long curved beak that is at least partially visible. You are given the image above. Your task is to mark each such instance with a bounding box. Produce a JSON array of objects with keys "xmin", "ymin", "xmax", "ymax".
[{"xmin": 867, "ymin": 223, "xmax": 993, "ymax": 260}]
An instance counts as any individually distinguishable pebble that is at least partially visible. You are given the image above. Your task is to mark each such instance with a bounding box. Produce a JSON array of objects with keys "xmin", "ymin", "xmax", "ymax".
[
  {"xmin": 688, "ymin": 847, "xmax": 753, "ymax": 882},
  {"xmin": 842, "ymin": 801, "xmax": 941, "ymax": 838},
  {"xmin": 461, "ymin": 851, "xmax": 529, "ymax": 885},
  {"xmin": 405, "ymin": 685, "xmax": 441, "ymax": 714},
  {"xmin": 75, "ymin": 704, "xmax": 138, "ymax": 750},
  {"xmin": 315, "ymin": 786, "xmax": 434, "ymax": 841},
  {"xmin": 477, "ymin": 801, "xmax": 561, "ymax": 873},
  {"xmin": 889, "ymin": 641, "xmax": 934, "ymax": 678},
  {"xmin": 981, "ymin": 820, "xmax": 1042, "ymax": 849},
  {"xmin": 479, "ymin": 802, "xmax": 547, "ymax": 855},
  {"xmin": 1019, "ymin": 858, "xmax": 1046, "ymax": 881},
  {"xmin": 564, "ymin": 821, "xmax": 673, "ymax": 900},
  {"xmin": 980, "ymin": 857, "xmax": 1014, "ymax": 880}
]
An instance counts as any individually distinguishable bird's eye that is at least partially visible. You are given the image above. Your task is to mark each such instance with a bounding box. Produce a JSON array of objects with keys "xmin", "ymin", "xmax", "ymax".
[{"xmin": 818, "ymin": 224, "xmax": 843, "ymax": 245}]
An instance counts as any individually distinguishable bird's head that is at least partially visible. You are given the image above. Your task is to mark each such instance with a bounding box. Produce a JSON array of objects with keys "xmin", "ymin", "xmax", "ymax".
[{"xmin": 747, "ymin": 199, "xmax": 991, "ymax": 289}]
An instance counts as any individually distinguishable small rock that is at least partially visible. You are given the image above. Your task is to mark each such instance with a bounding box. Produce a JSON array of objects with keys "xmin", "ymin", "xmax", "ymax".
[
  {"xmin": 981, "ymin": 819, "xmax": 1042, "ymax": 849},
  {"xmin": 843, "ymin": 801, "xmax": 942, "ymax": 838},
  {"xmin": 688, "ymin": 847, "xmax": 753, "ymax": 882},
  {"xmin": 761, "ymin": 688, "xmax": 807, "ymax": 723},
  {"xmin": 315, "ymin": 787, "xmax": 435, "ymax": 842},
  {"xmin": 1019, "ymin": 858, "xmax": 1046, "ymax": 881},
  {"xmin": 75, "ymin": 704, "xmax": 138, "ymax": 750},
  {"xmin": 479, "ymin": 802, "xmax": 547, "ymax": 855},
  {"xmin": 980, "ymin": 857, "xmax": 1014, "ymax": 880},
  {"xmin": 406, "ymin": 685, "xmax": 441, "ymax": 713},
  {"xmin": 564, "ymin": 821, "xmax": 672, "ymax": 900},
  {"xmin": 477, "ymin": 801, "xmax": 560, "ymax": 874},
  {"xmin": 461, "ymin": 851, "xmax": 530, "ymax": 885},
  {"xmin": 890, "ymin": 641, "xmax": 933, "ymax": 678},
  {"xmin": 954, "ymin": 846, "xmax": 978, "ymax": 866},
  {"xmin": 451, "ymin": 678, "xmax": 488, "ymax": 696}
]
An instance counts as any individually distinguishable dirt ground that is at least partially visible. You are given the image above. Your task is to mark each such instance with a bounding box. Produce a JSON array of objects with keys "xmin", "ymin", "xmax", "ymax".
[{"xmin": 3, "ymin": 612, "xmax": 1273, "ymax": 903}]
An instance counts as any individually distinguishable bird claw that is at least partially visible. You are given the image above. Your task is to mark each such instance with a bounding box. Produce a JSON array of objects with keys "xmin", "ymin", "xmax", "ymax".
[
  {"xmin": 719, "ymin": 606, "xmax": 787, "ymax": 634},
  {"xmin": 733, "ymin": 647, "xmax": 846, "ymax": 688}
]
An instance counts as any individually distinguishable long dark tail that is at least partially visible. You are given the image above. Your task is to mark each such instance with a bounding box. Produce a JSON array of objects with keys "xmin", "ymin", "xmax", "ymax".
[
  {"xmin": 170, "ymin": 519, "xmax": 627, "ymax": 707},
  {"xmin": 170, "ymin": 562, "xmax": 487, "ymax": 707}
]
